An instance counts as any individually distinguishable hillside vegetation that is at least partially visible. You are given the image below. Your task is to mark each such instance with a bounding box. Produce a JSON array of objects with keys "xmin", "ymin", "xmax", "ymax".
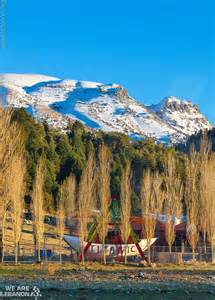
[
  {"xmin": 1, "ymin": 107, "xmax": 215, "ymax": 266},
  {"xmin": 12, "ymin": 108, "xmax": 182, "ymax": 212}
]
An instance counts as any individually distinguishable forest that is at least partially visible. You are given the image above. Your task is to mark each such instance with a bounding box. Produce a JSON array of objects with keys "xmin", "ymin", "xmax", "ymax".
[
  {"xmin": 0, "ymin": 107, "xmax": 215, "ymax": 266},
  {"xmin": 8, "ymin": 108, "xmax": 182, "ymax": 212}
]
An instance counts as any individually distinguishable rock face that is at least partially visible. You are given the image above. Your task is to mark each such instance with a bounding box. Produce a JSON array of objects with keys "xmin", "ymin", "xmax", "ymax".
[
  {"xmin": 149, "ymin": 96, "xmax": 211, "ymax": 141},
  {"xmin": 0, "ymin": 74, "xmax": 212, "ymax": 144}
]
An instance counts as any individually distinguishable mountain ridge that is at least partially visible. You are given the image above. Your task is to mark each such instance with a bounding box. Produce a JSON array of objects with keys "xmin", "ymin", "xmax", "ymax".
[{"xmin": 0, "ymin": 73, "xmax": 212, "ymax": 144}]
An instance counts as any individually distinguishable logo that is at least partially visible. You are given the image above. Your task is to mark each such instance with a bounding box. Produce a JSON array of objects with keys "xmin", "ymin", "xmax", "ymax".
[
  {"xmin": 31, "ymin": 286, "xmax": 42, "ymax": 298},
  {"xmin": 0, "ymin": 285, "xmax": 42, "ymax": 298}
]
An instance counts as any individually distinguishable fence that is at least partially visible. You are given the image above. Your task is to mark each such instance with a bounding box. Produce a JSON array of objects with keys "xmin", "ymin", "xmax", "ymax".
[
  {"xmin": 2, "ymin": 247, "xmax": 213, "ymax": 264},
  {"xmin": 151, "ymin": 245, "xmax": 212, "ymax": 263},
  {"xmin": 1, "ymin": 239, "xmax": 73, "ymax": 263}
]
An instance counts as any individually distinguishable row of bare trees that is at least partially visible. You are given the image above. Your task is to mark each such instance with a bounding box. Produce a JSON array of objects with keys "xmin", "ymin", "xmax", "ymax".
[
  {"xmin": 119, "ymin": 138, "xmax": 215, "ymax": 265},
  {"xmin": 140, "ymin": 141, "xmax": 215, "ymax": 265},
  {"xmin": 185, "ymin": 138, "xmax": 215, "ymax": 262},
  {"xmin": 1, "ymin": 107, "xmax": 215, "ymax": 265},
  {"xmin": 0, "ymin": 108, "xmax": 46, "ymax": 263},
  {"xmin": 0, "ymin": 108, "xmax": 75, "ymax": 264}
]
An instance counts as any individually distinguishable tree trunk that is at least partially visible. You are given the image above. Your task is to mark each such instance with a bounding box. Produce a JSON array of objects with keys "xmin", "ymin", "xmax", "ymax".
[
  {"xmin": 44, "ymin": 237, "xmax": 47, "ymax": 262},
  {"xmin": 203, "ymin": 230, "xmax": 207, "ymax": 254},
  {"xmin": 192, "ymin": 249, "xmax": 195, "ymax": 261},
  {"xmin": 124, "ymin": 244, "xmax": 127, "ymax": 265},
  {"xmin": 103, "ymin": 242, "xmax": 106, "ymax": 265},
  {"xmin": 81, "ymin": 242, "xmax": 85, "ymax": 266},
  {"xmin": 18, "ymin": 241, "xmax": 20, "ymax": 260},
  {"xmin": 59, "ymin": 238, "xmax": 62, "ymax": 264},
  {"xmin": 1, "ymin": 248, "xmax": 4, "ymax": 264},
  {"xmin": 211, "ymin": 236, "xmax": 215, "ymax": 264},
  {"xmin": 1, "ymin": 241, "xmax": 4, "ymax": 264},
  {"xmin": 34, "ymin": 237, "xmax": 37, "ymax": 261},
  {"xmin": 38, "ymin": 239, "xmax": 41, "ymax": 262},
  {"xmin": 15, "ymin": 243, "xmax": 18, "ymax": 265},
  {"xmin": 181, "ymin": 240, "xmax": 184, "ymax": 254},
  {"xmin": 169, "ymin": 244, "xmax": 172, "ymax": 254},
  {"xmin": 147, "ymin": 241, "xmax": 151, "ymax": 266},
  {"xmin": 1, "ymin": 213, "xmax": 6, "ymax": 264}
]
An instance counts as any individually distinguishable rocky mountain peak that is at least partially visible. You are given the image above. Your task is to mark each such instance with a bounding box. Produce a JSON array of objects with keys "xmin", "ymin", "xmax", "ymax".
[
  {"xmin": 0, "ymin": 73, "xmax": 212, "ymax": 144},
  {"xmin": 160, "ymin": 96, "xmax": 199, "ymax": 113}
]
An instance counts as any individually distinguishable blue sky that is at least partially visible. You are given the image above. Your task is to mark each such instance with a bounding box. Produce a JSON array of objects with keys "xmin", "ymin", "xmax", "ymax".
[{"xmin": 1, "ymin": 0, "xmax": 215, "ymax": 122}]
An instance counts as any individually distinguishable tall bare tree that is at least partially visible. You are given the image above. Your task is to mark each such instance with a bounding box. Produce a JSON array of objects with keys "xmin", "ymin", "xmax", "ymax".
[
  {"xmin": 141, "ymin": 170, "xmax": 153, "ymax": 266},
  {"xmin": 32, "ymin": 158, "xmax": 45, "ymax": 263},
  {"xmin": 164, "ymin": 153, "xmax": 183, "ymax": 253},
  {"xmin": 64, "ymin": 174, "xmax": 76, "ymax": 221},
  {"xmin": 205, "ymin": 154, "xmax": 215, "ymax": 263},
  {"xmin": 57, "ymin": 174, "xmax": 76, "ymax": 264},
  {"xmin": 9, "ymin": 152, "xmax": 26, "ymax": 264},
  {"xmin": 185, "ymin": 147, "xmax": 199, "ymax": 261},
  {"xmin": 97, "ymin": 144, "xmax": 111, "ymax": 264},
  {"xmin": 141, "ymin": 170, "xmax": 163, "ymax": 265},
  {"xmin": 0, "ymin": 108, "xmax": 24, "ymax": 263},
  {"xmin": 78, "ymin": 152, "xmax": 96, "ymax": 264},
  {"xmin": 198, "ymin": 135, "xmax": 212, "ymax": 253},
  {"xmin": 57, "ymin": 185, "xmax": 66, "ymax": 264},
  {"xmin": 120, "ymin": 162, "xmax": 132, "ymax": 264}
]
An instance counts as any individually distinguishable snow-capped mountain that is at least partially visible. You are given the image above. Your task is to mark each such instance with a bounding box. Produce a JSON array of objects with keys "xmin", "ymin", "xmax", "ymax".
[
  {"xmin": 149, "ymin": 96, "xmax": 212, "ymax": 142},
  {"xmin": 0, "ymin": 74, "xmax": 212, "ymax": 144}
]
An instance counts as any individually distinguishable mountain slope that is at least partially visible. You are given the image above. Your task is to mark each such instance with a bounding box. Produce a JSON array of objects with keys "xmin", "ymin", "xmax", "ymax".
[
  {"xmin": 149, "ymin": 96, "xmax": 211, "ymax": 141},
  {"xmin": 0, "ymin": 74, "xmax": 212, "ymax": 144}
]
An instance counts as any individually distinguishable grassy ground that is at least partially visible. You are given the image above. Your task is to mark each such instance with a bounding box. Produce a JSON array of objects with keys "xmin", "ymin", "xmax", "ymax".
[
  {"xmin": 0, "ymin": 262, "xmax": 214, "ymax": 298},
  {"xmin": 0, "ymin": 262, "xmax": 215, "ymax": 278}
]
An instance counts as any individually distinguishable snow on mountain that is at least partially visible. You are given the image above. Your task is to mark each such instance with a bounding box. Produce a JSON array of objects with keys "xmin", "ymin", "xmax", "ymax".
[
  {"xmin": 0, "ymin": 74, "xmax": 212, "ymax": 144},
  {"xmin": 0, "ymin": 74, "xmax": 60, "ymax": 108},
  {"xmin": 0, "ymin": 73, "xmax": 59, "ymax": 88},
  {"xmin": 149, "ymin": 96, "xmax": 212, "ymax": 141}
]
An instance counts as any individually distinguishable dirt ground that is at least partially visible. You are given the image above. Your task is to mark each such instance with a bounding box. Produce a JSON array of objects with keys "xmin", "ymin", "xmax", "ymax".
[{"xmin": 0, "ymin": 262, "xmax": 215, "ymax": 290}]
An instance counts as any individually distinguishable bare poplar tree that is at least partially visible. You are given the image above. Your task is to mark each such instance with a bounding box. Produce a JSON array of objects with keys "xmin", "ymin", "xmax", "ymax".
[
  {"xmin": 141, "ymin": 170, "xmax": 163, "ymax": 266},
  {"xmin": 141, "ymin": 170, "xmax": 153, "ymax": 266},
  {"xmin": 164, "ymin": 153, "xmax": 183, "ymax": 253},
  {"xmin": 185, "ymin": 147, "xmax": 199, "ymax": 261},
  {"xmin": 205, "ymin": 154, "xmax": 215, "ymax": 263},
  {"xmin": 198, "ymin": 135, "xmax": 212, "ymax": 253},
  {"xmin": 64, "ymin": 174, "xmax": 76, "ymax": 221},
  {"xmin": 120, "ymin": 162, "xmax": 132, "ymax": 265},
  {"xmin": 0, "ymin": 108, "xmax": 23, "ymax": 263},
  {"xmin": 57, "ymin": 174, "xmax": 76, "ymax": 264},
  {"xmin": 32, "ymin": 158, "xmax": 45, "ymax": 263},
  {"xmin": 9, "ymin": 152, "xmax": 26, "ymax": 264},
  {"xmin": 57, "ymin": 186, "xmax": 66, "ymax": 265},
  {"xmin": 97, "ymin": 144, "xmax": 111, "ymax": 264},
  {"xmin": 78, "ymin": 152, "xmax": 96, "ymax": 265},
  {"xmin": 0, "ymin": 109, "xmax": 11, "ymax": 263}
]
